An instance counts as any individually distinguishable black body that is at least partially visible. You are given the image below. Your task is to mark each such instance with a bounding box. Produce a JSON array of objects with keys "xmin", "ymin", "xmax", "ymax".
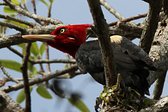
[{"xmin": 75, "ymin": 36, "xmax": 156, "ymax": 96}]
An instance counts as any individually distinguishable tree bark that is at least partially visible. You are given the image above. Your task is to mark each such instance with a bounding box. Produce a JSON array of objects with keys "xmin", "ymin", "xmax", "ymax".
[{"xmin": 0, "ymin": 91, "xmax": 24, "ymax": 112}]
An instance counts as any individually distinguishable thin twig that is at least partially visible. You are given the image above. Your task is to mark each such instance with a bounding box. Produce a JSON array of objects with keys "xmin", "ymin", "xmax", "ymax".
[
  {"xmin": 2, "ymin": 65, "xmax": 78, "ymax": 93},
  {"xmin": 7, "ymin": 46, "xmax": 76, "ymax": 64},
  {"xmin": 0, "ymin": 65, "xmax": 19, "ymax": 83},
  {"xmin": 31, "ymin": 0, "xmax": 37, "ymax": 14},
  {"xmin": 100, "ymin": 0, "xmax": 136, "ymax": 26},
  {"xmin": 45, "ymin": 0, "xmax": 55, "ymax": 73},
  {"xmin": 7, "ymin": 47, "xmax": 24, "ymax": 58},
  {"xmin": 46, "ymin": 0, "xmax": 53, "ymax": 72},
  {"xmin": 21, "ymin": 43, "xmax": 32, "ymax": 112},
  {"xmin": 0, "ymin": 3, "xmax": 6, "ymax": 5},
  {"xmin": 3, "ymin": 0, "xmax": 62, "ymax": 25},
  {"xmin": 7, "ymin": 46, "xmax": 35, "ymax": 64},
  {"xmin": 46, "ymin": 45, "xmax": 51, "ymax": 72},
  {"xmin": 48, "ymin": 0, "xmax": 53, "ymax": 18},
  {"xmin": 100, "ymin": 0, "xmax": 124, "ymax": 20},
  {"xmin": 32, "ymin": 59, "xmax": 76, "ymax": 64},
  {"xmin": 109, "ymin": 13, "xmax": 147, "ymax": 26},
  {"xmin": 0, "ymin": 14, "xmax": 36, "ymax": 27},
  {"xmin": 0, "ymin": 21, "xmax": 26, "ymax": 32}
]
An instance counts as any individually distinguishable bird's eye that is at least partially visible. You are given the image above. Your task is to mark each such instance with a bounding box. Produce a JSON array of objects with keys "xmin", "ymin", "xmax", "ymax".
[{"xmin": 59, "ymin": 28, "xmax": 66, "ymax": 34}]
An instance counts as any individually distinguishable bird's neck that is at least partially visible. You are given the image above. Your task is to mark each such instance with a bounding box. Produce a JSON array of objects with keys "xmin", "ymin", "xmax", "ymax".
[
  {"xmin": 49, "ymin": 42, "xmax": 80, "ymax": 58},
  {"xmin": 64, "ymin": 45, "xmax": 79, "ymax": 58}
]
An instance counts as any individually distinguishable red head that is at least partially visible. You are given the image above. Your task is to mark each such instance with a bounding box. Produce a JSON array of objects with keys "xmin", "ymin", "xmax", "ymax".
[
  {"xmin": 49, "ymin": 24, "xmax": 92, "ymax": 57},
  {"xmin": 22, "ymin": 24, "xmax": 92, "ymax": 58}
]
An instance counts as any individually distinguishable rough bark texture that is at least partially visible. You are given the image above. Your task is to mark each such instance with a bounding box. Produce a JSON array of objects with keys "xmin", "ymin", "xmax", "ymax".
[
  {"xmin": 94, "ymin": 0, "xmax": 168, "ymax": 112},
  {"xmin": 140, "ymin": 96, "xmax": 168, "ymax": 112},
  {"xmin": 0, "ymin": 91, "xmax": 24, "ymax": 112},
  {"xmin": 148, "ymin": 7, "xmax": 168, "ymax": 85}
]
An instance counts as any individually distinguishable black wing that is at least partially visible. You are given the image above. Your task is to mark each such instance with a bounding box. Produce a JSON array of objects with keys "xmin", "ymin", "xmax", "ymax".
[
  {"xmin": 75, "ymin": 36, "xmax": 156, "ymax": 95},
  {"xmin": 75, "ymin": 41, "xmax": 105, "ymax": 84}
]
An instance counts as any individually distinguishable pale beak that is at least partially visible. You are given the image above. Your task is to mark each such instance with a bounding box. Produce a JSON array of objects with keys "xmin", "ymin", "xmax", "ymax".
[{"xmin": 22, "ymin": 34, "xmax": 55, "ymax": 41}]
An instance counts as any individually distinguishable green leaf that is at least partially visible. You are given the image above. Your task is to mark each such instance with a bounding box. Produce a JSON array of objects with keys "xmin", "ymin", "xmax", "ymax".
[
  {"xmin": 28, "ymin": 62, "xmax": 37, "ymax": 77},
  {"xmin": 3, "ymin": 6, "xmax": 17, "ymax": 14},
  {"xmin": 17, "ymin": 43, "xmax": 26, "ymax": 55},
  {"xmin": 0, "ymin": 60, "xmax": 22, "ymax": 72},
  {"xmin": 0, "ymin": 60, "xmax": 37, "ymax": 74},
  {"xmin": 17, "ymin": 43, "xmax": 26, "ymax": 49},
  {"xmin": 5, "ymin": 20, "xmax": 28, "ymax": 28},
  {"xmin": 21, "ymin": 0, "xmax": 27, "ymax": 4},
  {"xmin": 16, "ymin": 87, "xmax": 33, "ymax": 104},
  {"xmin": 68, "ymin": 97, "xmax": 90, "ymax": 112},
  {"xmin": 0, "ymin": 26, "xmax": 7, "ymax": 34},
  {"xmin": 30, "ymin": 42, "xmax": 39, "ymax": 57},
  {"xmin": 36, "ymin": 85, "xmax": 52, "ymax": 99},
  {"xmin": 11, "ymin": 0, "xmax": 20, "ymax": 5},
  {"xmin": 40, "ymin": 0, "xmax": 49, "ymax": 7},
  {"xmin": 16, "ymin": 89, "xmax": 25, "ymax": 103},
  {"xmin": 49, "ymin": 0, "xmax": 55, "ymax": 3},
  {"xmin": 39, "ymin": 43, "xmax": 46, "ymax": 56}
]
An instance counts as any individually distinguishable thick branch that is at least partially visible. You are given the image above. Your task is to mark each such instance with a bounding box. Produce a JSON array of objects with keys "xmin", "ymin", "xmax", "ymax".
[
  {"xmin": 140, "ymin": 1, "xmax": 162, "ymax": 53},
  {"xmin": 153, "ymin": 70, "xmax": 167, "ymax": 100},
  {"xmin": 140, "ymin": 96, "xmax": 168, "ymax": 112},
  {"xmin": 148, "ymin": 19, "xmax": 168, "ymax": 85},
  {"xmin": 87, "ymin": 0, "xmax": 116, "ymax": 87},
  {"xmin": 0, "ymin": 34, "xmax": 29, "ymax": 48},
  {"xmin": 0, "ymin": 24, "xmax": 143, "ymax": 49},
  {"xmin": 0, "ymin": 91, "xmax": 24, "ymax": 112},
  {"xmin": 0, "ymin": 25, "xmax": 56, "ymax": 48}
]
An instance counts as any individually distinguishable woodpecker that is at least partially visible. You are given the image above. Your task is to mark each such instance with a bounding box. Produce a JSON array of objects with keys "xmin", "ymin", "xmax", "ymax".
[{"xmin": 22, "ymin": 24, "xmax": 156, "ymax": 96}]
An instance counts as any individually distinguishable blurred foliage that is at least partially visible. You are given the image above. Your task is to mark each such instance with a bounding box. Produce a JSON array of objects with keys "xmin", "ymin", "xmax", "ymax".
[
  {"xmin": 68, "ymin": 93, "xmax": 90, "ymax": 112},
  {"xmin": 16, "ymin": 87, "xmax": 33, "ymax": 103},
  {"xmin": 36, "ymin": 84, "xmax": 52, "ymax": 99},
  {"xmin": 0, "ymin": 0, "xmax": 90, "ymax": 111}
]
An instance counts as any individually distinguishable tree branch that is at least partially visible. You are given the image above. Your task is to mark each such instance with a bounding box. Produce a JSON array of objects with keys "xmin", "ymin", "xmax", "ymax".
[
  {"xmin": 31, "ymin": 59, "xmax": 76, "ymax": 65},
  {"xmin": 87, "ymin": 0, "xmax": 116, "ymax": 87},
  {"xmin": 21, "ymin": 43, "xmax": 32, "ymax": 112},
  {"xmin": 0, "ymin": 91, "xmax": 24, "ymax": 112},
  {"xmin": 3, "ymin": 0, "xmax": 62, "ymax": 25},
  {"xmin": 140, "ymin": 1, "xmax": 163, "ymax": 53},
  {"xmin": 100, "ymin": 0, "xmax": 124, "ymax": 20},
  {"xmin": 109, "ymin": 13, "xmax": 147, "ymax": 26},
  {"xmin": 0, "ymin": 25, "xmax": 56, "ymax": 48},
  {"xmin": 0, "ymin": 65, "xmax": 19, "ymax": 83},
  {"xmin": 147, "ymin": 1, "xmax": 168, "ymax": 97},
  {"xmin": 0, "ymin": 23, "xmax": 143, "ymax": 49},
  {"xmin": 0, "ymin": 21, "xmax": 26, "ymax": 32},
  {"xmin": 1, "ymin": 65, "xmax": 78, "ymax": 93},
  {"xmin": 153, "ymin": 70, "xmax": 167, "ymax": 100},
  {"xmin": 0, "ymin": 14, "xmax": 36, "ymax": 27},
  {"xmin": 140, "ymin": 96, "xmax": 168, "ymax": 112}
]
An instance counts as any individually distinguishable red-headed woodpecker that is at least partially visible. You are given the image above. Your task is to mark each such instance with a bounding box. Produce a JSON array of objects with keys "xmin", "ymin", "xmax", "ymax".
[{"xmin": 22, "ymin": 24, "xmax": 156, "ymax": 96}]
